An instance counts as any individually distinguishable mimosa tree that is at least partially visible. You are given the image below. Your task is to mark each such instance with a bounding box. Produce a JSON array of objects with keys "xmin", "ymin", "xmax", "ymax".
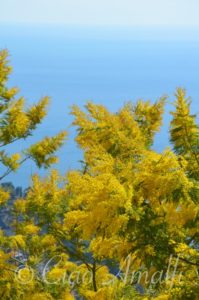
[
  {"xmin": 1, "ymin": 50, "xmax": 199, "ymax": 300},
  {"xmin": 0, "ymin": 50, "xmax": 66, "ymax": 299}
]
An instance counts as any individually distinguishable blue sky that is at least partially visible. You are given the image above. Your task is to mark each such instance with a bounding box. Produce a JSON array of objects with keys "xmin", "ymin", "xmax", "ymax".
[{"xmin": 1, "ymin": 0, "xmax": 199, "ymax": 27}]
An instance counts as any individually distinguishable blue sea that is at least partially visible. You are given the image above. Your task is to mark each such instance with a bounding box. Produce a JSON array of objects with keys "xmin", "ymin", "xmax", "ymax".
[{"xmin": 0, "ymin": 24, "xmax": 199, "ymax": 187}]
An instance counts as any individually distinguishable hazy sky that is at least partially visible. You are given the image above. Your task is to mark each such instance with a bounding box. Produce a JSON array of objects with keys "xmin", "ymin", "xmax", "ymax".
[{"xmin": 1, "ymin": 0, "xmax": 199, "ymax": 27}]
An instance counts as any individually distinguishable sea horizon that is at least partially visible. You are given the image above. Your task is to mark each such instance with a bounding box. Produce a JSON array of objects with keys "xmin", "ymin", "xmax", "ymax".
[{"xmin": 0, "ymin": 23, "xmax": 199, "ymax": 187}]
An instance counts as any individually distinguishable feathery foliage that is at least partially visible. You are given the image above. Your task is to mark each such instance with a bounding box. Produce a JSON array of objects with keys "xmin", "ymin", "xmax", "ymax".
[{"xmin": 0, "ymin": 51, "xmax": 199, "ymax": 299}]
